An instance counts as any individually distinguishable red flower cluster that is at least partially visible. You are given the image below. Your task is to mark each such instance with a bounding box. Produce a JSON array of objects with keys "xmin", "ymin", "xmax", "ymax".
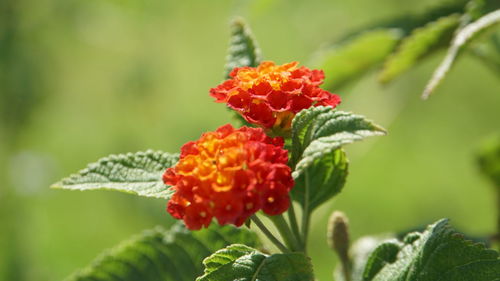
[
  {"xmin": 210, "ymin": 61, "xmax": 341, "ymax": 131},
  {"xmin": 163, "ymin": 124, "xmax": 294, "ymax": 230}
]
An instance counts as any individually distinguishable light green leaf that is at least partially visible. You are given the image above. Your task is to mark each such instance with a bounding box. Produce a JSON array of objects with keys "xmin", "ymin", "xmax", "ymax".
[
  {"xmin": 51, "ymin": 150, "xmax": 179, "ymax": 199},
  {"xmin": 313, "ymin": 29, "xmax": 402, "ymax": 91},
  {"xmin": 65, "ymin": 223, "xmax": 261, "ymax": 281},
  {"xmin": 291, "ymin": 106, "xmax": 386, "ymax": 177},
  {"xmin": 379, "ymin": 14, "xmax": 461, "ymax": 83},
  {"xmin": 289, "ymin": 107, "xmax": 385, "ymax": 210},
  {"xmin": 196, "ymin": 244, "xmax": 314, "ymax": 281},
  {"xmin": 422, "ymin": 9, "xmax": 500, "ymax": 99},
  {"xmin": 362, "ymin": 219, "xmax": 500, "ymax": 281},
  {"xmin": 225, "ymin": 17, "xmax": 262, "ymax": 78}
]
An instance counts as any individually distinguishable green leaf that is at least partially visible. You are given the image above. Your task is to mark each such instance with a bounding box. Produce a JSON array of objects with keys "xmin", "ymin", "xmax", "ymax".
[
  {"xmin": 196, "ymin": 244, "xmax": 314, "ymax": 281},
  {"xmin": 477, "ymin": 133, "xmax": 500, "ymax": 187},
  {"xmin": 422, "ymin": 9, "xmax": 500, "ymax": 99},
  {"xmin": 289, "ymin": 107, "xmax": 385, "ymax": 210},
  {"xmin": 466, "ymin": 0, "xmax": 500, "ymax": 21},
  {"xmin": 224, "ymin": 17, "xmax": 262, "ymax": 78},
  {"xmin": 51, "ymin": 150, "xmax": 179, "ymax": 199},
  {"xmin": 362, "ymin": 219, "xmax": 500, "ymax": 281},
  {"xmin": 313, "ymin": 29, "xmax": 402, "ymax": 91},
  {"xmin": 469, "ymin": 33, "xmax": 500, "ymax": 73},
  {"xmin": 379, "ymin": 14, "xmax": 461, "ymax": 83},
  {"xmin": 65, "ymin": 223, "xmax": 261, "ymax": 281},
  {"xmin": 292, "ymin": 148, "xmax": 348, "ymax": 210}
]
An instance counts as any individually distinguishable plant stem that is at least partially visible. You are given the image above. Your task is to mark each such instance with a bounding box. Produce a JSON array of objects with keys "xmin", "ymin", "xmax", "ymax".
[
  {"xmin": 496, "ymin": 186, "xmax": 500, "ymax": 251},
  {"xmin": 301, "ymin": 170, "xmax": 311, "ymax": 253},
  {"xmin": 269, "ymin": 214, "xmax": 301, "ymax": 251},
  {"xmin": 287, "ymin": 201, "xmax": 302, "ymax": 248},
  {"xmin": 250, "ymin": 215, "xmax": 290, "ymax": 253}
]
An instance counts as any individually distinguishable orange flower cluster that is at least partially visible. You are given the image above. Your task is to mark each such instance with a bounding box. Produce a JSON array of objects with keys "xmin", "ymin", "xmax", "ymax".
[
  {"xmin": 163, "ymin": 124, "xmax": 294, "ymax": 230},
  {"xmin": 210, "ymin": 61, "xmax": 341, "ymax": 131}
]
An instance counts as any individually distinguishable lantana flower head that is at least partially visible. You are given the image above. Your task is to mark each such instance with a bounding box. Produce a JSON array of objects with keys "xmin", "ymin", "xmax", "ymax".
[
  {"xmin": 163, "ymin": 124, "xmax": 294, "ymax": 230},
  {"xmin": 210, "ymin": 61, "xmax": 341, "ymax": 132}
]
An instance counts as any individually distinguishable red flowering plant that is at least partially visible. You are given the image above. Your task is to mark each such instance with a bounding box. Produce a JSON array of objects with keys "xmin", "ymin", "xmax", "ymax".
[
  {"xmin": 164, "ymin": 124, "xmax": 293, "ymax": 230},
  {"xmin": 210, "ymin": 61, "xmax": 341, "ymax": 135},
  {"xmin": 51, "ymin": 18, "xmax": 500, "ymax": 281}
]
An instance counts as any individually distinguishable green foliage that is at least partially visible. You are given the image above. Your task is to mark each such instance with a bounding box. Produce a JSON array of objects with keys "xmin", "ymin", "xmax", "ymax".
[
  {"xmin": 315, "ymin": 29, "xmax": 402, "ymax": 91},
  {"xmin": 379, "ymin": 14, "xmax": 461, "ymax": 83},
  {"xmin": 362, "ymin": 219, "xmax": 500, "ymax": 281},
  {"xmin": 196, "ymin": 244, "xmax": 314, "ymax": 281},
  {"xmin": 65, "ymin": 223, "xmax": 261, "ymax": 281},
  {"xmin": 51, "ymin": 150, "xmax": 179, "ymax": 199},
  {"xmin": 422, "ymin": 9, "xmax": 500, "ymax": 99},
  {"xmin": 292, "ymin": 149, "xmax": 348, "ymax": 211},
  {"xmin": 466, "ymin": 0, "xmax": 500, "ymax": 21},
  {"xmin": 312, "ymin": 0, "xmax": 500, "ymax": 99},
  {"xmin": 362, "ymin": 0, "xmax": 468, "ymax": 34},
  {"xmin": 224, "ymin": 17, "xmax": 262, "ymax": 78},
  {"xmin": 289, "ymin": 107, "xmax": 385, "ymax": 209},
  {"xmin": 477, "ymin": 134, "xmax": 500, "ymax": 187}
]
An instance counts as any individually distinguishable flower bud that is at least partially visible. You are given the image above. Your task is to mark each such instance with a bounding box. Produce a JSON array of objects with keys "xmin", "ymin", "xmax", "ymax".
[{"xmin": 328, "ymin": 211, "xmax": 351, "ymax": 281}]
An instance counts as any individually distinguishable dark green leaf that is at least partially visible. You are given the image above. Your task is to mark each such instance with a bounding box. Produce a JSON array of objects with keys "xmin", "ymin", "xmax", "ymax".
[
  {"xmin": 292, "ymin": 149, "xmax": 348, "ymax": 210},
  {"xmin": 51, "ymin": 150, "xmax": 179, "ymax": 199},
  {"xmin": 313, "ymin": 29, "xmax": 402, "ymax": 91},
  {"xmin": 422, "ymin": 9, "xmax": 500, "ymax": 99},
  {"xmin": 224, "ymin": 17, "xmax": 262, "ymax": 78},
  {"xmin": 379, "ymin": 14, "xmax": 461, "ymax": 83},
  {"xmin": 196, "ymin": 244, "xmax": 314, "ymax": 281},
  {"xmin": 362, "ymin": 219, "xmax": 500, "ymax": 281},
  {"xmin": 466, "ymin": 0, "xmax": 500, "ymax": 21},
  {"xmin": 359, "ymin": 0, "xmax": 468, "ymax": 35},
  {"xmin": 289, "ymin": 107, "xmax": 385, "ymax": 210},
  {"xmin": 65, "ymin": 223, "xmax": 261, "ymax": 281}
]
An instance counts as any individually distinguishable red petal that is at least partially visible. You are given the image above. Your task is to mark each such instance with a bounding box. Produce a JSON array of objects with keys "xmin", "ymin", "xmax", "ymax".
[
  {"xmin": 180, "ymin": 141, "xmax": 198, "ymax": 158},
  {"xmin": 245, "ymin": 102, "xmax": 276, "ymax": 128},
  {"xmin": 267, "ymin": 90, "xmax": 290, "ymax": 111},
  {"xmin": 250, "ymin": 82, "xmax": 273, "ymax": 97},
  {"xmin": 227, "ymin": 90, "xmax": 251, "ymax": 111},
  {"xmin": 290, "ymin": 94, "xmax": 313, "ymax": 112}
]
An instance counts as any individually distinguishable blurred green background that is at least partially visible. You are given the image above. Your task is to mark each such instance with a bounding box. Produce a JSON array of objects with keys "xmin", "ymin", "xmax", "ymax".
[{"xmin": 1, "ymin": 0, "xmax": 499, "ymax": 280}]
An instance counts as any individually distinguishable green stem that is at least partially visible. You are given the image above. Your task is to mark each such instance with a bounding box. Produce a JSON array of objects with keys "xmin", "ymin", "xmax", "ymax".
[
  {"xmin": 496, "ymin": 187, "xmax": 500, "ymax": 251},
  {"xmin": 301, "ymin": 170, "xmax": 311, "ymax": 253},
  {"xmin": 287, "ymin": 201, "xmax": 302, "ymax": 248},
  {"xmin": 269, "ymin": 214, "xmax": 301, "ymax": 251},
  {"xmin": 251, "ymin": 215, "xmax": 290, "ymax": 253}
]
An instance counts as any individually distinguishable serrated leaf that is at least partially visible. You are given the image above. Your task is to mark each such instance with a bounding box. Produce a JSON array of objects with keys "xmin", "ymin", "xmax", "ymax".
[
  {"xmin": 362, "ymin": 219, "xmax": 500, "ymax": 281},
  {"xmin": 196, "ymin": 244, "xmax": 314, "ymax": 281},
  {"xmin": 379, "ymin": 14, "xmax": 461, "ymax": 83},
  {"xmin": 290, "ymin": 107, "xmax": 386, "ymax": 177},
  {"xmin": 292, "ymin": 148, "xmax": 348, "ymax": 210},
  {"xmin": 422, "ymin": 9, "xmax": 500, "ymax": 99},
  {"xmin": 65, "ymin": 223, "xmax": 261, "ymax": 281},
  {"xmin": 477, "ymin": 133, "xmax": 500, "ymax": 187},
  {"xmin": 224, "ymin": 17, "xmax": 262, "ymax": 78},
  {"xmin": 51, "ymin": 150, "xmax": 179, "ymax": 199},
  {"xmin": 289, "ymin": 107, "xmax": 385, "ymax": 210},
  {"xmin": 314, "ymin": 29, "xmax": 402, "ymax": 91}
]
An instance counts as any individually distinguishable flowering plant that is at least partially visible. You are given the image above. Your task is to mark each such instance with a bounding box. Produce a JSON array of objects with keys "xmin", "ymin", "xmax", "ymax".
[{"xmin": 51, "ymin": 18, "xmax": 500, "ymax": 281}]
